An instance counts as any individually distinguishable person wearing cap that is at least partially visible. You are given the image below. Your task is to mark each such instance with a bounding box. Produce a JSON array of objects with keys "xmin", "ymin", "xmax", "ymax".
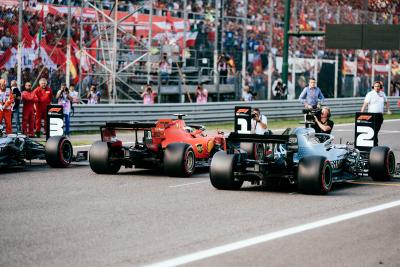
[
  {"xmin": 33, "ymin": 78, "xmax": 53, "ymax": 137},
  {"xmin": 0, "ymin": 78, "xmax": 14, "ymax": 134},
  {"xmin": 21, "ymin": 82, "xmax": 38, "ymax": 137}
]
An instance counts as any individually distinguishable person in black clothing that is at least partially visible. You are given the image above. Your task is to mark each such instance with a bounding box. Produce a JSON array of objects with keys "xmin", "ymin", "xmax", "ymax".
[
  {"xmin": 312, "ymin": 107, "xmax": 334, "ymax": 134},
  {"xmin": 11, "ymin": 80, "xmax": 21, "ymax": 133}
]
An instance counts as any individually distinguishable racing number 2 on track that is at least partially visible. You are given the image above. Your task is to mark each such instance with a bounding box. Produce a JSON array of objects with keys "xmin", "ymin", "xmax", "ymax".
[{"xmin": 356, "ymin": 126, "xmax": 374, "ymax": 147}]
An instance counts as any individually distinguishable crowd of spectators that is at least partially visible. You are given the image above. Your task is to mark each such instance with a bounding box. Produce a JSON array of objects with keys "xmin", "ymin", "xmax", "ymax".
[{"xmin": 1, "ymin": 0, "xmax": 400, "ymax": 102}]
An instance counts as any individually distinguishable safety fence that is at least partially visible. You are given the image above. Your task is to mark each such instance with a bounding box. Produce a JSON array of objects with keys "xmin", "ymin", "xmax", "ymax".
[{"xmin": 68, "ymin": 97, "xmax": 400, "ymax": 132}]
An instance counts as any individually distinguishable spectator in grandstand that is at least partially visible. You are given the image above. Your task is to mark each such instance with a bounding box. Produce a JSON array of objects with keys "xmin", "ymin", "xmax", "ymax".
[
  {"xmin": 87, "ymin": 85, "xmax": 100, "ymax": 104},
  {"xmin": 21, "ymin": 82, "xmax": 37, "ymax": 137},
  {"xmin": 33, "ymin": 78, "xmax": 53, "ymax": 137},
  {"xmin": 141, "ymin": 84, "xmax": 157, "ymax": 105},
  {"xmin": 69, "ymin": 85, "xmax": 79, "ymax": 104},
  {"xmin": 251, "ymin": 108, "xmax": 268, "ymax": 135},
  {"xmin": 241, "ymin": 85, "xmax": 253, "ymax": 102},
  {"xmin": 299, "ymin": 77, "xmax": 325, "ymax": 109},
  {"xmin": 195, "ymin": 84, "xmax": 208, "ymax": 104},
  {"xmin": 0, "ymin": 67, "xmax": 8, "ymax": 82},
  {"xmin": 10, "ymin": 80, "xmax": 21, "ymax": 133},
  {"xmin": 360, "ymin": 81, "xmax": 391, "ymax": 145},
  {"xmin": 217, "ymin": 54, "xmax": 228, "ymax": 84},
  {"xmin": 0, "ymin": 31, "xmax": 12, "ymax": 50},
  {"xmin": 69, "ymin": 84, "xmax": 79, "ymax": 115},
  {"xmin": 50, "ymin": 68, "xmax": 66, "ymax": 98},
  {"xmin": 56, "ymin": 83, "xmax": 73, "ymax": 137},
  {"xmin": 159, "ymin": 54, "xmax": 172, "ymax": 84},
  {"xmin": 272, "ymin": 78, "xmax": 287, "ymax": 100},
  {"xmin": 22, "ymin": 68, "xmax": 32, "ymax": 87},
  {"xmin": 0, "ymin": 78, "xmax": 14, "ymax": 134}
]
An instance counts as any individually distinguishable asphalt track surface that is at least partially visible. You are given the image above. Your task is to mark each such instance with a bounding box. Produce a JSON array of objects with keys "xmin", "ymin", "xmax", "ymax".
[{"xmin": 1, "ymin": 120, "xmax": 400, "ymax": 267}]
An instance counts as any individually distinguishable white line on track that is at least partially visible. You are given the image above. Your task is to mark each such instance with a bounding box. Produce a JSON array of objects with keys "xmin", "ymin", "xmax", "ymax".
[
  {"xmin": 145, "ymin": 199, "xmax": 400, "ymax": 267},
  {"xmin": 169, "ymin": 180, "xmax": 209, "ymax": 188}
]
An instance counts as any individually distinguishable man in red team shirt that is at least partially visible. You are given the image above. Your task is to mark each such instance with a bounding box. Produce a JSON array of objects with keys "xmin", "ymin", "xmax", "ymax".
[
  {"xmin": 0, "ymin": 78, "xmax": 14, "ymax": 134},
  {"xmin": 22, "ymin": 82, "xmax": 38, "ymax": 137},
  {"xmin": 33, "ymin": 78, "xmax": 53, "ymax": 137}
]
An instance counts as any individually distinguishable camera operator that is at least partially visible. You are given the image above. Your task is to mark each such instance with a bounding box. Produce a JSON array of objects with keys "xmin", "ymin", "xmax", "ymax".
[
  {"xmin": 56, "ymin": 83, "xmax": 73, "ymax": 137},
  {"xmin": 141, "ymin": 84, "xmax": 157, "ymax": 105},
  {"xmin": 312, "ymin": 107, "xmax": 334, "ymax": 134},
  {"xmin": 251, "ymin": 108, "xmax": 268, "ymax": 135}
]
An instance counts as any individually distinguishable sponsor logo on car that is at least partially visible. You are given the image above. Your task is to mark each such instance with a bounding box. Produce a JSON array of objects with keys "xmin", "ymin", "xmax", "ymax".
[{"xmin": 196, "ymin": 144, "xmax": 203, "ymax": 153}]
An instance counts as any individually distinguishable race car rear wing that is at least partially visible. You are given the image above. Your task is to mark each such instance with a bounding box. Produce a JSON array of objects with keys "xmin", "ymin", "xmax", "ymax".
[
  {"xmin": 100, "ymin": 122, "xmax": 157, "ymax": 142},
  {"xmin": 104, "ymin": 122, "xmax": 156, "ymax": 130},
  {"xmin": 227, "ymin": 132, "xmax": 289, "ymax": 144}
]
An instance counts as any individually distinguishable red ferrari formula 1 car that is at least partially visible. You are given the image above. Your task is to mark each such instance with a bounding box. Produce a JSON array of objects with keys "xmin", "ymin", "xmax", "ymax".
[{"xmin": 89, "ymin": 115, "xmax": 226, "ymax": 177}]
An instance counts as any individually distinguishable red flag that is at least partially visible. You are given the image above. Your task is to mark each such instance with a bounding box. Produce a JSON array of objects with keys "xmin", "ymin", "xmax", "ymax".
[
  {"xmin": 39, "ymin": 5, "xmax": 46, "ymax": 32},
  {"xmin": 166, "ymin": 11, "xmax": 175, "ymax": 32}
]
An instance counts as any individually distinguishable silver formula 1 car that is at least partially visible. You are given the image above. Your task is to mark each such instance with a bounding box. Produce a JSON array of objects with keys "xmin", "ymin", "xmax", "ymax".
[
  {"xmin": 209, "ymin": 107, "xmax": 396, "ymax": 194},
  {"xmin": 0, "ymin": 125, "xmax": 73, "ymax": 168}
]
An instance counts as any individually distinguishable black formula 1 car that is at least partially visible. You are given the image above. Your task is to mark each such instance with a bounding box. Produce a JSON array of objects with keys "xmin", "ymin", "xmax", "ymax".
[
  {"xmin": 209, "ymin": 107, "xmax": 397, "ymax": 194},
  {"xmin": 0, "ymin": 125, "xmax": 73, "ymax": 168}
]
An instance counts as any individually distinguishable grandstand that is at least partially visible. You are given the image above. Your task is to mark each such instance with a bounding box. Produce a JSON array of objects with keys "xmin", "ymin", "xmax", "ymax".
[{"xmin": 0, "ymin": 0, "xmax": 399, "ymax": 103}]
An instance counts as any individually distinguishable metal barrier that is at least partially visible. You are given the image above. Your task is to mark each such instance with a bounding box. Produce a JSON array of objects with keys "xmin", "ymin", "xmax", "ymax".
[{"xmin": 70, "ymin": 97, "xmax": 400, "ymax": 131}]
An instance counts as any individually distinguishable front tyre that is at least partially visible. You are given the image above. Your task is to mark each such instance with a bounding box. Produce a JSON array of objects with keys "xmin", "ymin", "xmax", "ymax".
[
  {"xmin": 210, "ymin": 151, "xmax": 243, "ymax": 190},
  {"xmin": 369, "ymin": 146, "xmax": 396, "ymax": 181},
  {"xmin": 89, "ymin": 141, "xmax": 121, "ymax": 174},
  {"xmin": 298, "ymin": 156, "xmax": 332, "ymax": 195},
  {"xmin": 45, "ymin": 136, "xmax": 73, "ymax": 168},
  {"xmin": 164, "ymin": 143, "xmax": 196, "ymax": 177}
]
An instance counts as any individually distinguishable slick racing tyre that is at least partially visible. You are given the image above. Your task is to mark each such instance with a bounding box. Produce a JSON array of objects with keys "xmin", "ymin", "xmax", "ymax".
[
  {"xmin": 240, "ymin": 142, "xmax": 264, "ymax": 160},
  {"xmin": 298, "ymin": 156, "xmax": 332, "ymax": 195},
  {"xmin": 45, "ymin": 136, "xmax": 73, "ymax": 168},
  {"xmin": 369, "ymin": 146, "xmax": 396, "ymax": 181},
  {"xmin": 210, "ymin": 151, "xmax": 243, "ymax": 190},
  {"xmin": 164, "ymin": 143, "xmax": 195, "ymax": 177},
  {"xmin": 89, "ymin": 141, "xmax": 121, "ymax": 174}
]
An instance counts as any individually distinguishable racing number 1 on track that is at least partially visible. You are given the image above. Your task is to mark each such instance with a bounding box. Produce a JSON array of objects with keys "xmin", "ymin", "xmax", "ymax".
[{"xmin": 235, "ymin": 107, "xmax": 252, "ymax": 134}]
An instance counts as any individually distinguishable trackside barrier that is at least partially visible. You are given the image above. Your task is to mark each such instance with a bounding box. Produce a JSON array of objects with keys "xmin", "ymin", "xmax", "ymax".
[{"xmin": 70, "ymin": 97, "xmax": 400, "ymax": 132}]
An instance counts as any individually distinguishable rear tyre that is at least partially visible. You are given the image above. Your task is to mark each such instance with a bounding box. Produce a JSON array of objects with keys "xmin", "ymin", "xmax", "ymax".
[
  {"xmin": 369, "ymin": 146, "xmax": 396, "ymax": 181},
  {"xmin": 45, "ymin": 136, "xmax": 73, "ymax": 168},
  {"xmin": 210, "ymin": 151, "xmax": 243, "ymax": 190},
  {"xmin": 164, "ymin": 143, "xmax": 195, "ymax": 177},
  {"xmin": 89, "ymin": 141, "xmax": 121, "ymax": 174},
  {"xmin": 298, "ymin": 156, "xmax": 332, "ymax": 194},
  {"xmin": 240, "ymin": 142, "xmax": 264, "ymax": 160}
]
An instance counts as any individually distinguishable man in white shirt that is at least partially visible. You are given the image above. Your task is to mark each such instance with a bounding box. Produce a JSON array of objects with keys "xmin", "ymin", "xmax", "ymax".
[
  {"xmin": 361, "ymin": 81, "xmax": 391, "ymax": 145},
  {"xmin": 251, "ymin": 108, "xmax": 268, "ymax": 135}
]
